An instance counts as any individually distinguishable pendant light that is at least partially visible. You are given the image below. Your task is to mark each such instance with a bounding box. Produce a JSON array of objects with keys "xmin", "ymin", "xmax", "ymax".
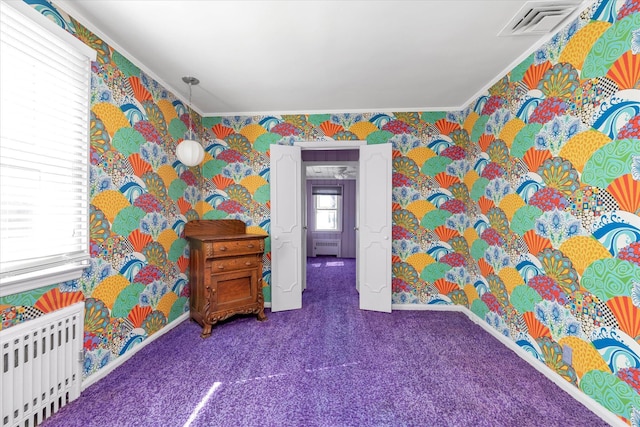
[{"xmin": 176, "ymin": 76, "xmax": 205, "ymax": 167}]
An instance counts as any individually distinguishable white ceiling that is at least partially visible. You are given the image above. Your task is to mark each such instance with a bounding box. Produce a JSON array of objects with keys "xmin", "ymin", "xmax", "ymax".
[{"xmin": 55, "ymin": 0, "xmax": 589, "ymax": 116}]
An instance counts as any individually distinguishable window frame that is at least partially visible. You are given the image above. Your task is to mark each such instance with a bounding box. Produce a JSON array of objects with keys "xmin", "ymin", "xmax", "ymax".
[
  {"xmin": 312, "ymin": 185, "xmax": 343, "ymax": 233},
  {"xmin": 0, "ymin": 0, "xmax": 96, "ymax": 297}
]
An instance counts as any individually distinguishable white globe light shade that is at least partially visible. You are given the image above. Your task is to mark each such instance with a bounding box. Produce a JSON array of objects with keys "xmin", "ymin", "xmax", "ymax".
[{"xmin": 176, "ymin": 139, "xmax": 205, "ymax": 167}]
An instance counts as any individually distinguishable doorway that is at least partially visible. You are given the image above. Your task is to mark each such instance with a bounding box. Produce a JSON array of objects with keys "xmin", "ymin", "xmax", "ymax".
[
  {"xmin": 304, "ymin": 149, "xmax": 359, "ymax": 265},
  {"xmin": 270, "ymin": 141, "xmax": 392, "ymax": 313},
  {"xmin": 304, "ymin": 151, "xmax": 359, "ymax": 300}
]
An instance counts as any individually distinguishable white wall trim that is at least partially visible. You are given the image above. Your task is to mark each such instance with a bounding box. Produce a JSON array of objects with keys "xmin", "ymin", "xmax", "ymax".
[
  {"xmin": 81, "ymin": 312, "xmax": 189, "ymax": 390},
  {"xmin": 392, "ymin": 303, "xmax": 467, "ymax": 312},
  {"xmin": 392, "ymin": 303, "xmax": 624, "ymax": 427}
]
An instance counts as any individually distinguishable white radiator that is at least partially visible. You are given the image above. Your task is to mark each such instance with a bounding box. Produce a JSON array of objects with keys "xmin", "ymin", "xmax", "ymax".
[
  {"xmin": 312, "ymin": 239, "xmax": 341, "ymax": 257},
  {"xmin": 1, "ymin": 301, "xmax": 84, "ymax": 427}
]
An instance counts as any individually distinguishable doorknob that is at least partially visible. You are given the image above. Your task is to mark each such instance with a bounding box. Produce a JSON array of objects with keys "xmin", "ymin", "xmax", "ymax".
[{"xmin": 354, "ymin": 227, "xmax": 358, "ymax": 231}]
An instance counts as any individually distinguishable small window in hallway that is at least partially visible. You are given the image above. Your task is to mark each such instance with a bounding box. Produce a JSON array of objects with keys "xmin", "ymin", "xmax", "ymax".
[{"xmin": 312, "ymin": 185, "xmax": 342, "ymax": 232}]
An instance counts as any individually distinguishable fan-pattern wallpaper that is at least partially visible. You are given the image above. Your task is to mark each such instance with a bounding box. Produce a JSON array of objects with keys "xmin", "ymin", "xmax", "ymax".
[{"xmin": 0, "ymin": 0, "xmax": 638, "ymax": 423}]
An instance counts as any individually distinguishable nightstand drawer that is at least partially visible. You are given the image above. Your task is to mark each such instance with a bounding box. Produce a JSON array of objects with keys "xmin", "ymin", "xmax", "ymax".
[
  {"xmin": 211, "ymin": 256, "xmax": 260, "ymax": 272},
  {"xmin": 210, "ymin": 239, "xmax": 264, "ymax": 257}
]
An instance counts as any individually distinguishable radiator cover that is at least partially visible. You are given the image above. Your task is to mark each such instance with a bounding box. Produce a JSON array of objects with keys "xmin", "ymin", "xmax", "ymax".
[
  {"xmin": 312, "ymin": 239, "xmax": 341, "ymax": 257},
  {"xmin": 1, "ymin": 301, "xmax": 84, "ymax": 427}
]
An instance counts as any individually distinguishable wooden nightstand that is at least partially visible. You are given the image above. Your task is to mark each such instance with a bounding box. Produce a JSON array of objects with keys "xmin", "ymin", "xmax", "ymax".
[{"xmin": 185, "ymin": 220, "xmax": 267, "ymax": 338}]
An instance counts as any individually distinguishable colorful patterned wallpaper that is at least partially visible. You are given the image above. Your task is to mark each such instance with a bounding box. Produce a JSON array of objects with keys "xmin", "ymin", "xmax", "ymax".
[{"xmin": 0, "ymin": 0, "xmax": 638, "ymax": 423}]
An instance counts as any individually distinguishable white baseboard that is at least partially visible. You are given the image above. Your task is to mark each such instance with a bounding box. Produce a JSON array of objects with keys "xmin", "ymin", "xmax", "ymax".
[
  {"xmin": 264, "ymin": 302, "xmax": 271, "ymax": 308},
  {"xmin": 81, "ymin": 312, "xmax": 189, "ymax": 390},
  {"xmin": 392, "ymin": 303, "xmax": 623, "ymax": 427},
  {"xmin": 392, "ymin": 303, "xmax": 466, "ymax": 312}
]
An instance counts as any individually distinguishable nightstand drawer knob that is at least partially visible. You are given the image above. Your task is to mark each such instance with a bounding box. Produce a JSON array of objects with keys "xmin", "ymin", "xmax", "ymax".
[
  {"xmin": 218, "ymin": 265, "xmax": 225, "ymax": 269},
  {"xmin": 247, "ymin": 244, "xmax": 254, "ymax": 248},
  {"xmin": 218, "ymin": 246, "xmax": 227, "ymax": 251},
  {"xmin": 245, "ymin": 261, "xmax": 251, "ymax": 266}
]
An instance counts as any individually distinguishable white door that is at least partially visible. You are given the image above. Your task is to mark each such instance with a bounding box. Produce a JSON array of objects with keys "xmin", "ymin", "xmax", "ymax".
[
  {"xmin": 270, "ymin": 144, "xmax": 303, "ymax": 312},
  {"xmin": 355, "ymin": 169, "xmax": 360, "ymax": 293},
  {"xmin": 358, "ymin": 144, "xmax": 392, "ymax": 312}
]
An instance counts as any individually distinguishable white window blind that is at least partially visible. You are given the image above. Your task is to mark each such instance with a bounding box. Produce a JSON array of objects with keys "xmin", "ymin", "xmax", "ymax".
[
  {"xmin": 311, "ymin": 186, "xmax": 343, "ymax": 196},
  {"xmin": 0, "ymin": 0, "xmax": 96, "ymax": 296}
]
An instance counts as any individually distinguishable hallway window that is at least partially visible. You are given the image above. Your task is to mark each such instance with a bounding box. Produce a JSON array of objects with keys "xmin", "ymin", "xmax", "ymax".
[{"xmin": 312, "ymin": 185, "xmax": 342, "ymax": 232}]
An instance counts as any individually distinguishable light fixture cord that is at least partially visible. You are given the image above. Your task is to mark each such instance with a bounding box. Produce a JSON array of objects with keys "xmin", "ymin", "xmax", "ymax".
[{"xmin": 187, "ymin": 80, "xmax": 193, "ymax": 140}]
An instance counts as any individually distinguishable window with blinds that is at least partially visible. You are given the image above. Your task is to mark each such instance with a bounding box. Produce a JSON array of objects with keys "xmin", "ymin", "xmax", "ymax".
[{"xmin": 0, "ymin": 0, "xmax": 96, "ymax": 296}]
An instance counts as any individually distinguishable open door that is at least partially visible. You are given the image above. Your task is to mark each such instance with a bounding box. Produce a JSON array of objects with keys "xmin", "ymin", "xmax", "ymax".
[
  {"xmin": 358, "ymin": 143, "xmax": 392, "ymax": 312},
  {"xmin": 270, "ymin": 144, "xmax": 303, "ymax": 311}
]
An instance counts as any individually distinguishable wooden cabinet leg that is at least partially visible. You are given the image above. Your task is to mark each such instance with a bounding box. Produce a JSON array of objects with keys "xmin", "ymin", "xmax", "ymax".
[
  {"xmin": 257, "ymin": 309, "xmax": 267, "ymax": 322},
  {"xmin": 200, "ymin": 323, "xmax": 212, "ymax": 339}
]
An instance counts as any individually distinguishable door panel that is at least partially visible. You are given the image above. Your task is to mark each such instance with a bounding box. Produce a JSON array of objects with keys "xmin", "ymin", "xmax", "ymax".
[
  {"xmin": 270, "ymin": 144, "xmax": 303, "ymax": 312},
  {"xmin": 301, "ymin": 164, "xmax": 307, "ymax": 292},
  {"xmin": 358, "ymin": 144, "xmax": 392, "ymax": 312}
]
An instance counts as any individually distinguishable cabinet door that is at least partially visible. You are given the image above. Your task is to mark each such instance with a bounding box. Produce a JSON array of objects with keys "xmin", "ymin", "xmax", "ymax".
[{"xmin": 210, "ymin": 269, "xmax": 259, "ymax": 310}]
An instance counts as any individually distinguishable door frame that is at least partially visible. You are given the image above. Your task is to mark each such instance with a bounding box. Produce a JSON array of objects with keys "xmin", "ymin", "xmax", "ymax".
[
  {"xmin": 304, "ymin": 159, "xmax": 358, "ymax": 261},
  {"xmin": 298, "ymin": 141, "xmax": 365, "ymax": 294},
  {"xmin": 269, "ymin": 140, "xmax": 391, "ymax": 311}
]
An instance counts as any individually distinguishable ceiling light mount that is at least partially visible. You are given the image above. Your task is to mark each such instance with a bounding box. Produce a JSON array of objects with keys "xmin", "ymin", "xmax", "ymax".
[
  {"xmin": 176, "ymin": 76, "xmax": 205, "ymax": 167},
  {"xmin": 182, "ymin": 76, "xmax": 200, "ymax": 86}
]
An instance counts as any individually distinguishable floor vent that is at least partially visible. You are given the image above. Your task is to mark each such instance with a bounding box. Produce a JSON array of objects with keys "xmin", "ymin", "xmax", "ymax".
[{"xmin": 498, "ymin": 1, "xmax": 582, "ymax": 36}]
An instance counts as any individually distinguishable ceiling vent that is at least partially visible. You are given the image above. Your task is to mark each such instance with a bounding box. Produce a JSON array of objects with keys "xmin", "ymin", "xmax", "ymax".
[{"xmin": 499, "ymin": 1, "xmax": 582, "ymax": 36}]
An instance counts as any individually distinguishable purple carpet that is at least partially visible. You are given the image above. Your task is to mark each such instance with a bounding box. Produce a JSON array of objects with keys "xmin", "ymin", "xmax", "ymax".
[{"xmin": 42, "ymin": 257, "xmax": 609, "ymax": 426}]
